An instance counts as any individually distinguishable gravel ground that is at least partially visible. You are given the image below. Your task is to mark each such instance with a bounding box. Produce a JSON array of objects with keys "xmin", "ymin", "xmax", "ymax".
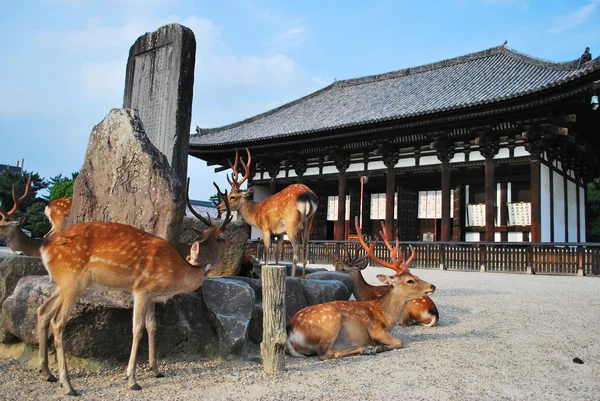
[{"xmin": 0, "ymin": 268, "xmax": 599, "ymax": 401}]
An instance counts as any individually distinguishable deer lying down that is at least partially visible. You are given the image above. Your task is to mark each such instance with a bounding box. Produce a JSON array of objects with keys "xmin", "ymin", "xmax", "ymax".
[
  {"xmin": 0, "ymin": 176, "xmax": 42, "ymax": 257},
  {"xmin": 286, "ymin": 270, "xmax": 435, "ymax": 359},
  {"xmin": 327, "ymin": 243, "xmax": 439, "ymax": 327}
]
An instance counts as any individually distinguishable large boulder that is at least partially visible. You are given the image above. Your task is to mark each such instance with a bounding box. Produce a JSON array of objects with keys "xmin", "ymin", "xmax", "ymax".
[
  {"xmin": 67, "ymin": 108, "xmax": 185, "ymax": 246},
  {"xmin": 202, "ymin": 278, "xmax": 254, "ymax": 358},
  {"xmin": 0, "ymin": 255, "xmax": 47, "ymax": 306},
  {"xmin": 301, "ymin": 279, "xmax": 351, "ymax": 305},
  {"xmin": 179, "ymin": 217, "xmax": 248, "ymax": 277},
  {"xmin": 305, "ymin": 271, "xmax": 354, "ymax": 295},
  {"xmin": 0, "ymin": 276, "xmax": 217, "ymax": 361},
  {"xmin": 0, "ymin": 256, "xmax": 47, "ymax": 343}
]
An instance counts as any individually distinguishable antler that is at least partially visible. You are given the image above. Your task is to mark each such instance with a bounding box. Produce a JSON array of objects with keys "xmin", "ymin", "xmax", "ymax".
[
  {"xmin": 213, "ymin": 183, "xmax": 233, "ymax": 231},
  {"xmin": 211, "ymin": 195, "xmax": 223, "ymax": 219},
  {"xmin": 354, "ymin": 216, "xmax": 414, "ymax": 272},
  {"xmin": 186, "ymin": 178, "xmax": 214, "ymax": 227},
  {"xmin": 226, "ymin": 148, "xmax": 252, "ymax": 189},
  {"xmin": 0, "ymin": 175, "xmax": 31, "ymax": 222}
]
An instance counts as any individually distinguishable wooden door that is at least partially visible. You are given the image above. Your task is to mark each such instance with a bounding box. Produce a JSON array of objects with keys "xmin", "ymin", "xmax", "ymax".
[{"xmin": 397, "ymin": 187, "xmax": 419, "ymax": 241}]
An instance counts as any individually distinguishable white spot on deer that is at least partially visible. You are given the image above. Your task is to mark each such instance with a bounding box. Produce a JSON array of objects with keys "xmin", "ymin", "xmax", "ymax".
[{"xmin": 321, "ymin": 315, "xmax": 328, "ymax": 321}]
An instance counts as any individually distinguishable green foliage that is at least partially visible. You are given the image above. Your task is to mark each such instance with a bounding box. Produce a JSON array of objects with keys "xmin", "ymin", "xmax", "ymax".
[
  {"xmin": 0, "ymin": 170, "xmax": 48, "ymax": 214},
  {"xmin": 48, "ymin": 172, "xmax": 79, "ymax": 201},
  {"xmin": 587, "ymin": 179, "xmax": 600, "ymax": 242},
  {"xmin": 209, "ymin": 194, "xmax": 219, "ymax": 204},
  {"xmin": 23, "ymin": 201, "xmax": 51, "ymax": 238}
]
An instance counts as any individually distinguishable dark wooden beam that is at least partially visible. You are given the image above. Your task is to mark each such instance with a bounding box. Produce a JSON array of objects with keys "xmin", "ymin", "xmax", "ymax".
[
  {"xmin": 441, "ymin": 160, "xmax": 451, "ymax": 241},
  {"xmin": 386, "ymin": 165, "xmax": 395, "ymax": 233},
  {"xmin": 484, "ymin": 157, "xmax": 496, "ymax": 242},
  {"xmin": 337, "ymin": 172, "xmax": 347, "ymax": 240}
]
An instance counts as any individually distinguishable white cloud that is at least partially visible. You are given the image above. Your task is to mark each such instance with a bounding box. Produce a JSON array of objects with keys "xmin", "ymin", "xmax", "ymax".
[
  {"xmin": 549, "ymin": 1, "xmax": 598, "ymax": 34},
  {"xmin": 267, "ymin": 25, "xmax": 309, "ymax": 48}
]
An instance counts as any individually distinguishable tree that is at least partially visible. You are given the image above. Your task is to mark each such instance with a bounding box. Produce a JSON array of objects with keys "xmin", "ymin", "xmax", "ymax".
[
  {"xmin": 48, "ymin": 172, "xmax": 79, "ymax": 201},
  {"xmin": 23, "ymin": 201, "xmax": 51, "ymax": 238},
  {"xmin": 0, "ymin": 170, "xmax": 48, "ymax": 214}
]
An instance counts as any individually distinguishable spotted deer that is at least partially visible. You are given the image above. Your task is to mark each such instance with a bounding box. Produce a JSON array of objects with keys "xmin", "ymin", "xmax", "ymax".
[
  {"xmin": 0, "ymin": 176, "xmax": 42, "ymax": 257},
  {"xmin": 43, "ymin": 197, "xmax": 72, "ymax": 237},
  {"xmin": 219, "ymin": 149, "xmax": 318, "ymax": 278},
  {"xmin": 286, "ymin": 261, "xmax": 436, "ymax": 359},
  {"xmin": 37, "ymin": 180, "xmax": 232, "ymax": 396},
  {"xmin": 331, "ymin": 219, "xmax": 439, "ymax": 327}
]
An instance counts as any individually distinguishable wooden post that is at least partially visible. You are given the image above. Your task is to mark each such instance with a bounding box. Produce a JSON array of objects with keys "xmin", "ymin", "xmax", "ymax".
[
  {"xmin": 261, "ymin": 265, "xmax": 287, "ymax": 374},
  {"xmin": 337, "ymin": 172, "xmax": 347, "ymax": 240},
  {"xmin": 530, "ymin": 157, "xmax": 541, "ymax": 242},
  {"xmin": 441, "ymin": 159, "xmax": 451, "ymax": 241},
  {"xmin": 484, "ymin": 156, "xmax": 496, "ymax": 242},
  {"xmin": 385, "ymin": 164, "xmax": 395, "ymax": 233}
]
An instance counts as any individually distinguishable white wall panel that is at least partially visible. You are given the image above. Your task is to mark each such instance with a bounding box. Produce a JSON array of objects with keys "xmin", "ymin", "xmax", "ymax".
[
  {"xmin": 553, "ymin": 171, "xmax": 565, "ymax": 242},
  {"xmin": 541, "ymin": 164, "xmax": 551, "ymax": 242},
  {"xmin": 567, "ymin": 180, "xmax": 578, "ymax": 242}
]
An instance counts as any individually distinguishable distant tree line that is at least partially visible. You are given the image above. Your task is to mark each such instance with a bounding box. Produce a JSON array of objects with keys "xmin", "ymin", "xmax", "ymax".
[{"xmin": 0, "ymin": 170, "xmax": 78, "ymax": 238}]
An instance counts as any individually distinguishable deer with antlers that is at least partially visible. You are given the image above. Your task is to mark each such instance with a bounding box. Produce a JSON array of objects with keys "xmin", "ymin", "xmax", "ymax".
[
  {"xmin": 0, "ymin": 176, "xmax": 42, "ymax": 257},
  {"xmin": 326, "ymin": 230, "xmax": 438, "ymax": 327},
  {"xmin": 219, "ymin": 149, "xmax": 318, "ymax": 278},
  {"xmin": 286, "ymin": 218, "xmax": 436, "ymax": 360},
  {"xmin": 37, "ymin": 179, "xmax": 232, "ymax": 396},
  {"xmin": 43, "ymin": 197, "xmax": 72, "ymax": 238}
]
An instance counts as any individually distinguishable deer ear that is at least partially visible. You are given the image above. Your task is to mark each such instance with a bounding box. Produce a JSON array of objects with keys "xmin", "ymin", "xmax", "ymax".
[
  {"xmin": 377, "ymin": 274, "xmax": 393, "ymax": 285},
  {"xmin": 245, "ymin": 186, "xmax": 255, "ymax": 196},
  {"xmin": 190, "ymin": 242, "xmax": 200, "ymax": 260},
  {"xmin": 17, "ymin": 216, "xmax": 26, "ymax": 225}
]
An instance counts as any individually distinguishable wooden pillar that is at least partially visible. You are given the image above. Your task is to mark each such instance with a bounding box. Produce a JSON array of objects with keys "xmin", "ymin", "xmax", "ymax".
[
  {"xmin": 440, "ymin": 159, "xmax": 451, "ymax": 241},
  {"xmin": 479, "ymin": 135, "xmax": 498, "ymax": 243},
  {"xmin": 434, "ymin": 137, "xmax": 453, "ymax": 242},
  {"xmin": 385, "ymin": 164, "xmax": 395, "ymax": 232},
  {"xmin": 527, "ymin": 136, "xmax": 543, "ymax": 243},
  {"xmin": 337, "ymin": 172, "xmax": 347, "ymax": 240},
  {"xmin": 484, "ymin": 157, "xmax": 495, "ymax": 242},
  {"xmin": 293, "ymin": 157, "xmax": 307, "ymax": 184},
  {"xmin": 332, "ymin": 151, "xmax": 350, "ymax": 241}
]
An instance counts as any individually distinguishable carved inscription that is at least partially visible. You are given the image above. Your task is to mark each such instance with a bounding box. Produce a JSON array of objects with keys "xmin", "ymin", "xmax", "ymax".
[
  {"xmin": 130, "ymin": 43, "xmax": 174, "ymax": 160},
  {"xmin": 113, "ymin": 154, "xmax": 142, "ymax": 194}
]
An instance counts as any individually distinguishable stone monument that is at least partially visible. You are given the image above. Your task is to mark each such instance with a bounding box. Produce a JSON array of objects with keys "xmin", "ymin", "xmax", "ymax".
[
  {"xmin": 68, "ymin": 109, "xmax": 185, "ymax": 246},
  {"xmin": 123, "ymin": 23, "xmax": 196, "ymax": 187}
]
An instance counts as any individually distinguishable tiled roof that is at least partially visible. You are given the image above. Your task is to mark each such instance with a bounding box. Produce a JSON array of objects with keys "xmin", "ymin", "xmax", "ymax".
[
  {"xmin": 186, "ymin": 199, "xmax": 218, "ymax": 219},
  {"xmin": 191, "ymin": 46, "xmax": 600, "ymax": 147}
]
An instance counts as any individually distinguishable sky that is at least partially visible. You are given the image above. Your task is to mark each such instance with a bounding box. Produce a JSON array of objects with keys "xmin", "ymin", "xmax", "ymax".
[{"xmin": 1, "ymin": 0, "xmax": 599, "ymax": 201}]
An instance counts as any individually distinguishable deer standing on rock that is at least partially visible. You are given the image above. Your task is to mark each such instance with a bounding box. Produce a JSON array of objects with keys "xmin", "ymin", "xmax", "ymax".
[
  {"xmin": 44, "ymin": 197, "xmax": 72, "ymax": 237},
  {"xmin": 219, "ymin": 149, "xmax": 318, "ymax": 278},
  {"xmin": 325, "ymin": 221, "xmax": 439, "ymax": 327},
  {"xmin": 0, "ymin": 176, "xmax": 42, "ymax": 257},
  {"xmin": 37, "ymin": 180, "xmax": 232, "ymax": 396}
]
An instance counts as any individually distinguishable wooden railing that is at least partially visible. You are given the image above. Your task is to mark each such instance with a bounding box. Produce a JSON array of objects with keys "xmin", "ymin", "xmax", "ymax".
[{"xmin": 245, "ymin": 240, "xmax": 600, "ymax": 276}]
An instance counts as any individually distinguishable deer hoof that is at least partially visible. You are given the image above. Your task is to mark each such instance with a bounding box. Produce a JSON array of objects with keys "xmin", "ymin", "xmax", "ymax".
[
  {"xmin": 363, "ymin": 347, "xmax": 377, "ymax": 356},
  {"xmin": 155, "ymin": 373, "xmax": 164, "ymax": 378},
  {"xmin": 130, "ymin": 383, "xmax": 142, "ymax": 391},
  {"xmin": 46, "ymin": 375, "xmax": 58, "ymax": 383},
  {"xmin": 66, "ymin": 389, "xmax": 80, "ymax": 397}
]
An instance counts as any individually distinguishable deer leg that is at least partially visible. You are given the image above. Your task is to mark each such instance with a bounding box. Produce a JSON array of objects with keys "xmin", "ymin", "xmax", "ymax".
[
  {"xmin": 368, "ymin": 327, "xmax": 404, "ymax": 353},
  {"xmin": 289, "ymin": 235, "xmax": 299, "ymax": 278},
  {"xmin": 301, "ymin": 217, "xmax": 314, "ymax": 278},
  {"xmin": 275, "ymin": 236, "xmax": 284, "ymax": 265},
  {"xmin": 51, "ymin": 286, "xmax": 84, "ymax": 396},
  {"xmin": 145, "ymin": 301, "xmax": 163, "ymax": 378},
  {"xmin": 126, "ymin": 293, "xmax": 149, "ymax": 391},
  {"xmin": 262, "ymin": 232, "xmax": 271, "ymax": 266},
  {"xmin": 37, "ymin": 290, "xmax": 61, "ymax": 383}
]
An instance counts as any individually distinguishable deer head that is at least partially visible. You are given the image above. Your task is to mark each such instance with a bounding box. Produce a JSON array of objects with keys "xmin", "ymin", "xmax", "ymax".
[
  {"xmin": 0, "ymin": 175, "xmax": 31, "ymax": 226},
  {"xmin": 325, "ymin": 243, "xmax": 370, "ymax": 273}
]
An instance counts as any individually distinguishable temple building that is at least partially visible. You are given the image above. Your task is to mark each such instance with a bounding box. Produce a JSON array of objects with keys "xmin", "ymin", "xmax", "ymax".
[{"xmin": 189, "ymin": 45, "xmax": 600, "ymax": 244}]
